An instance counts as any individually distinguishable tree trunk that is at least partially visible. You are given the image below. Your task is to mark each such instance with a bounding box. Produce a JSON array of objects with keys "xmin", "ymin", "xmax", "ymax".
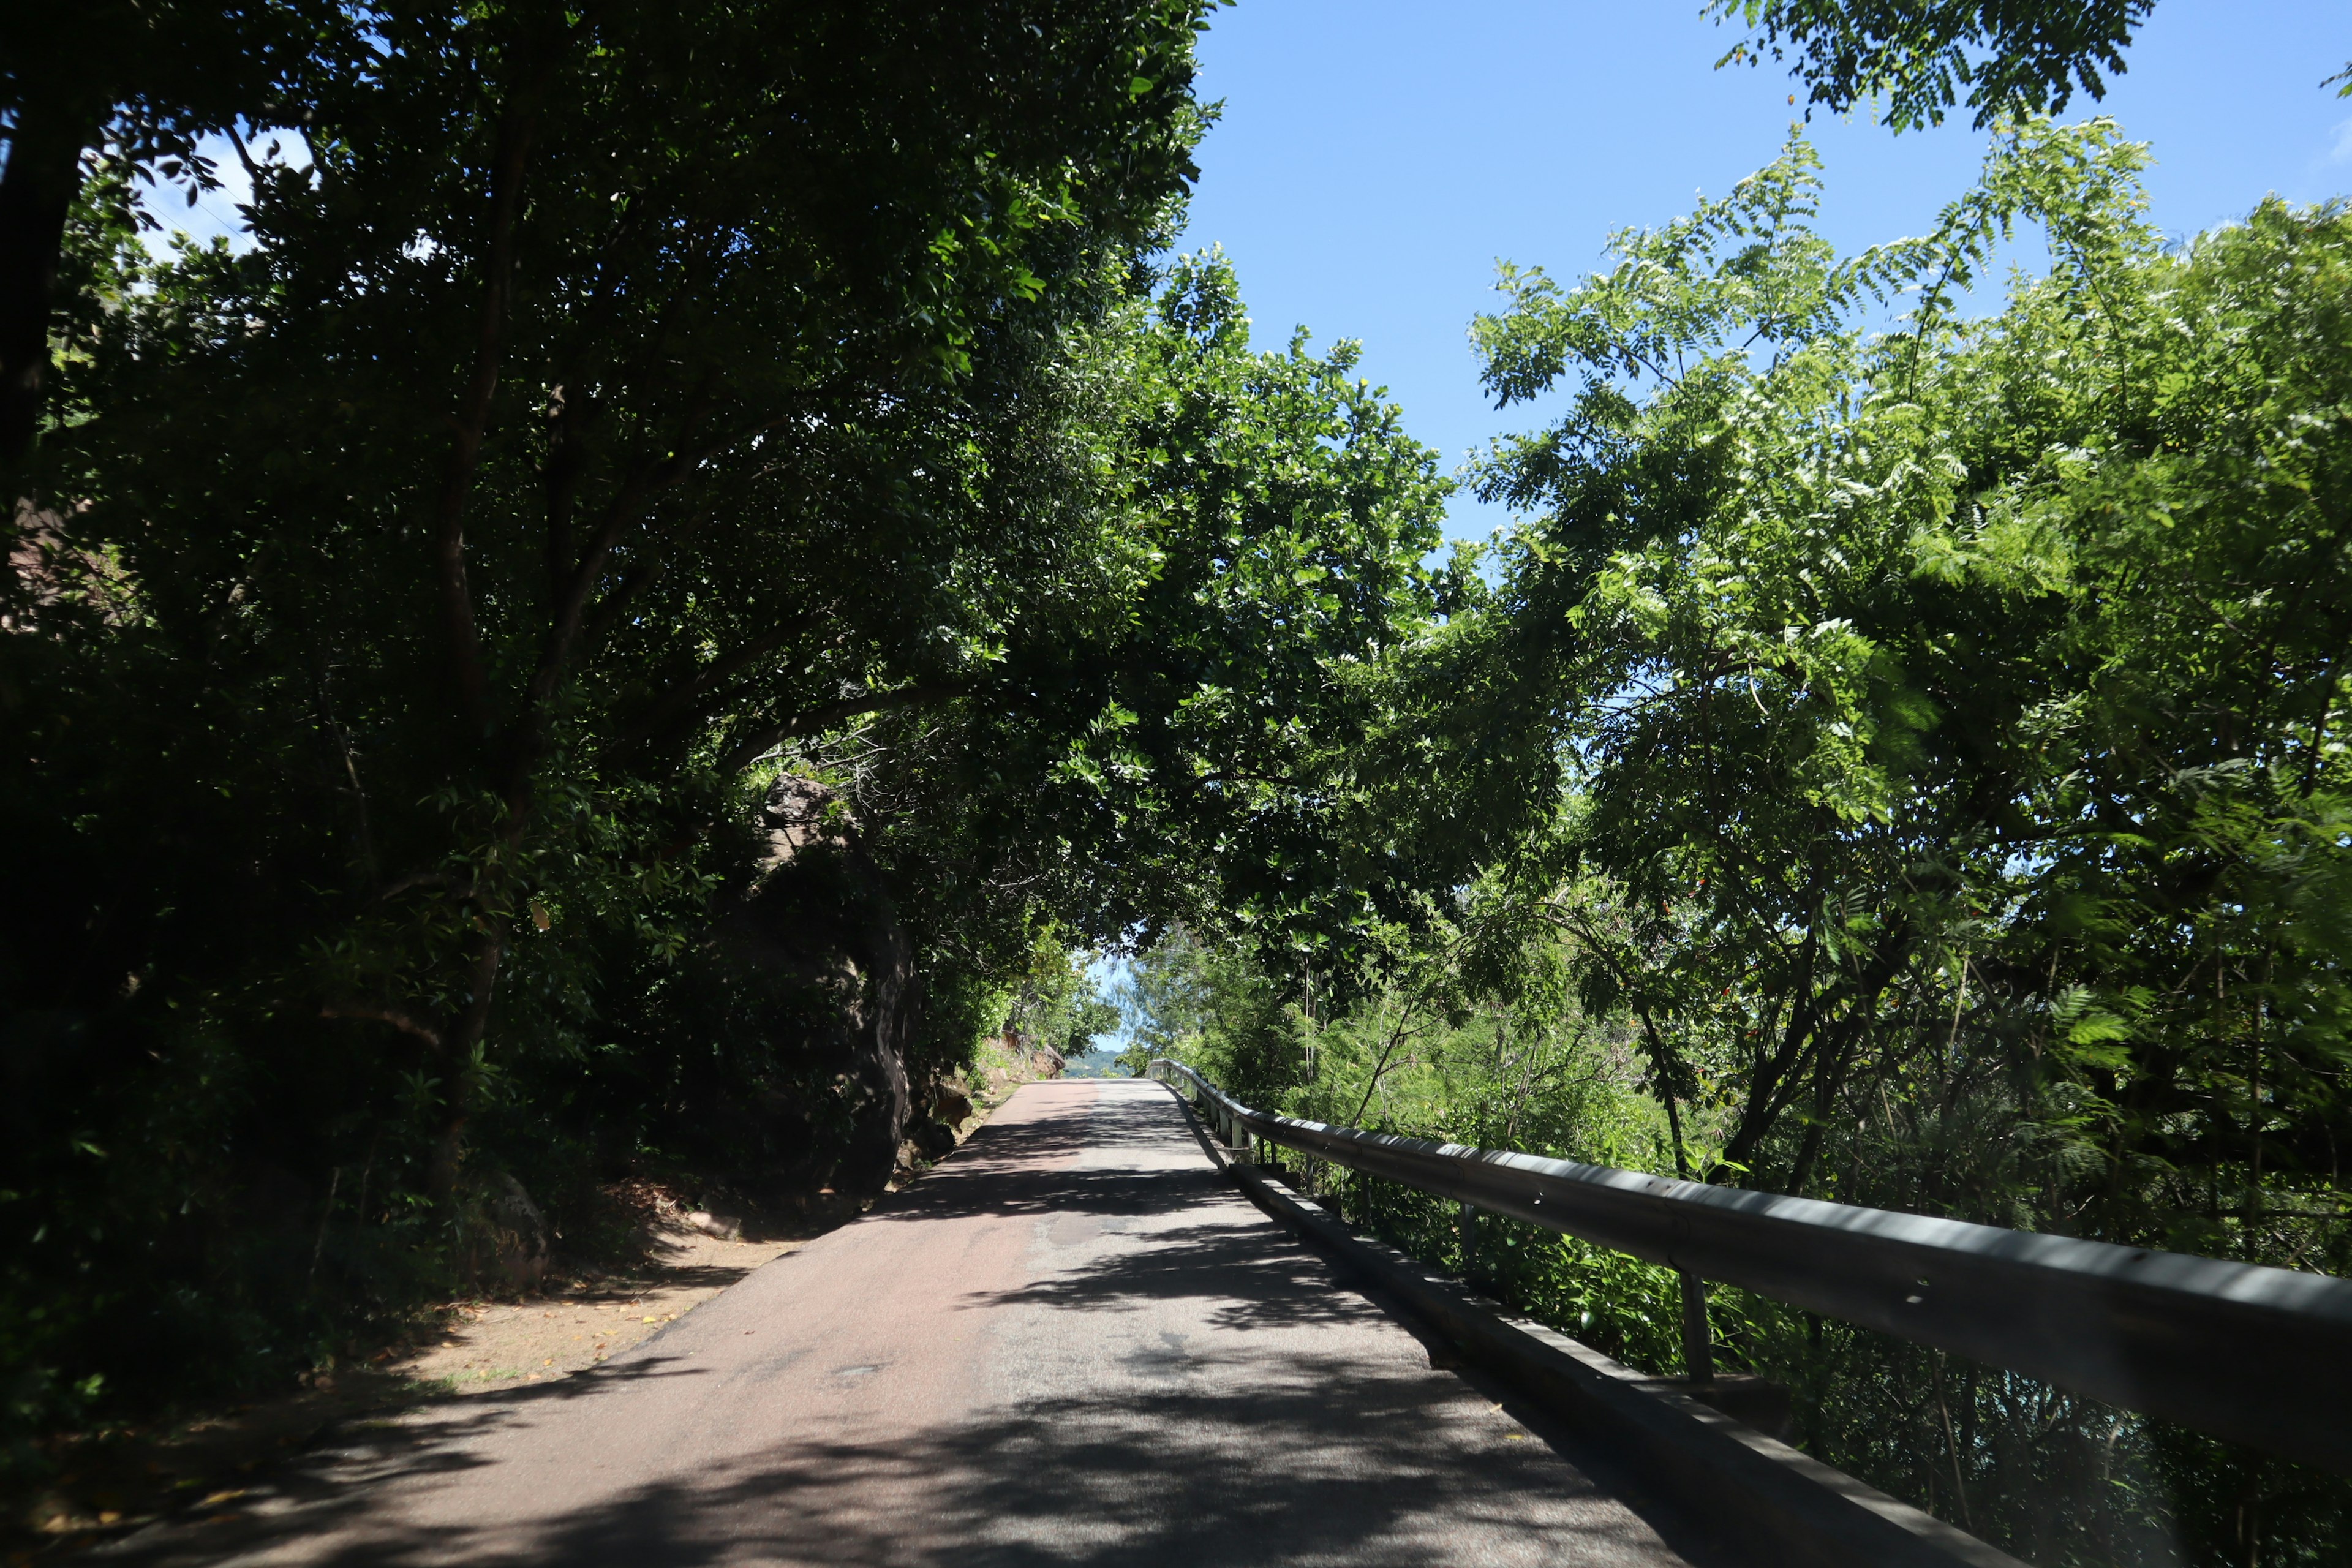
[
  {"xmin": 0, "ymin": 102, "xmax": 94, "ymax": 460},
  {"xmin": 428, "ymin": 925, "xmax": 506, "ymax": 1203}
]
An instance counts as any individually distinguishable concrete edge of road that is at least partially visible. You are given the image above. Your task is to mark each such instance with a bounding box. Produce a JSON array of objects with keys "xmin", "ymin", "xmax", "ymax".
[{"xmin": 1149, "ymin": 1081, "xmax": 2026, "ymax": 1568}]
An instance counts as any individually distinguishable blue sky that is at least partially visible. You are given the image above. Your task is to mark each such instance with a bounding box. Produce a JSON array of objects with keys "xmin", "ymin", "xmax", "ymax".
[{"xmin": 1169, "ymin": 1, "xmax": 2352, "ymax": 540}]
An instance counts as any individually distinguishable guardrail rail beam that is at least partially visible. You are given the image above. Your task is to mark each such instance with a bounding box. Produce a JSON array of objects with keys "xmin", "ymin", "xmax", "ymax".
[{"xmin": 1147, "ymin": 1058, "xmax": 2352, "ymax": 1476}]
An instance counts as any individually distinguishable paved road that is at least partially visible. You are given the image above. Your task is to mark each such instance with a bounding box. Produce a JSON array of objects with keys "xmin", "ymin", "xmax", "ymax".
[{"xmin": 119, "ymin": 1079, "xmax": 1714, "ymax": 1567}]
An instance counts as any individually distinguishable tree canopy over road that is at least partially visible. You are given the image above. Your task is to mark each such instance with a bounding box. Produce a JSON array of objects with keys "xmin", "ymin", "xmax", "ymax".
[
  {"xmin": 7, "ymin": 4, "xmax": 2352, "ymax": 1563},
  {"xmin": 1, "ymin": 0, "xmax": 1456, "ymax": 1457}
]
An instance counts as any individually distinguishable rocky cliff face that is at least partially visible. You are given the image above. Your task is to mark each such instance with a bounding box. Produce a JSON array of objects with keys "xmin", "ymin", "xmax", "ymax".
[{"xmin": 712, "ymin": 775, "xmax": 918, "ymax": 1202}]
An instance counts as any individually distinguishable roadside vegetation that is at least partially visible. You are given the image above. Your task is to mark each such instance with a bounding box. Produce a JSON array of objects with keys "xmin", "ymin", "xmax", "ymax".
[
  {"xmin": 1128, "ymin": 37, "xmax": 2352, "ymax": 1568},
  {"xmin": 5, "ymin": 4, "xmax": 2349, "ymax": 1564},
  {"xmin": 0, "ymin": 0, "xmax": 1450, "ymax": 1481}
]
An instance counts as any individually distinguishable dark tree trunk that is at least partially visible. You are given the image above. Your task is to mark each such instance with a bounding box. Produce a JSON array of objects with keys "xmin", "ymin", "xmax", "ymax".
[{"xmin": 0, "ymin": 103, "xmax": 92, "ymax": 460}]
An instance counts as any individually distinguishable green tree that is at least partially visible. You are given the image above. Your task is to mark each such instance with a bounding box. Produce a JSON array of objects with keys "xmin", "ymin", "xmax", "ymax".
[
  {"xmin": 0, "ymin": 0, "xmax": 1472, "ymax": 1452},
  {"xmin": 1708, "ymin": 1, "xmax": 2155, "ymax": 130},
  {"xmin": 19, "ymin": 0, "xmax": 1215, "ymax": 1185},
  {"xmin": 0, "ymin": 0, "xmax": 367, "ymax": 454},
  {"xmin": 1452, "ymin": 116, "xmax": 2352, "ymax": 1561},
  {"xmin": 1710, "ymin": 1, "xmax": 2352, "ymax": 132},
  {"xmin": 1068, "ymin": 251, "xmax": 1457, "ymax": 949},
  {"xmin": 3, "ymin": 0, "xmax": 1222, "ymax": 1439},
  {"xmin": 1001, "ymin": 936, "xmax": 1120, "ymax": 1061}
]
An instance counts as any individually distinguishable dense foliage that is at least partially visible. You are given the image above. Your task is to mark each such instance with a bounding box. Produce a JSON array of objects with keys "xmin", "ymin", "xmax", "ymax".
[
  {"xmin": 1708, "ymin": 1, "xmax": 2155, "ymax": 129},
  {"xmin": 1140, "ymin": 121, "xmax": 2352, "ymax": 1566},
  {"xmin": 0, "ymin": 0, "xmax": 1460, "ymax": 1462},
  {"xmin": 1709, "ymin": 1, "xmax": 2350, "ymax": 131}
]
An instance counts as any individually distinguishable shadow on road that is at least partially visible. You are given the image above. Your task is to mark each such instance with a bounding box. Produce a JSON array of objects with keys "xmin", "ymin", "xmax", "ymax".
[
  {"xmin": 97, "ymin": 1084, "xmax": 1736, "ymax": 1568},
  {"xmin": 105, "ymin": 1348, "xmax": 1694, "ymax": 1567},
  {"xmin": 867, "ymin": 1086, "xmax": 1194, "ymax": 1221},
  {"xmin": 956, "ymin": 1218, "xmax": 1387, "ymax": 1336}
]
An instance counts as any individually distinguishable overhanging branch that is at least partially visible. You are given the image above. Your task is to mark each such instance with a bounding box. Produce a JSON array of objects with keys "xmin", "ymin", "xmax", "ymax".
[
  {"xmin": 715, "ymin": 682, "xmax": 963, "ymax": 774},
  {"xmin": 601, "ymin": 612, "xmax": 830, "ymax": 760}
]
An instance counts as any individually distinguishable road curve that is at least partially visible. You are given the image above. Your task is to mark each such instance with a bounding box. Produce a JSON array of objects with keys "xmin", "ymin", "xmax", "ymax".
[{"xmin": 115, "ymin": 1079, "xmax": 1707, "ymax": 1567}]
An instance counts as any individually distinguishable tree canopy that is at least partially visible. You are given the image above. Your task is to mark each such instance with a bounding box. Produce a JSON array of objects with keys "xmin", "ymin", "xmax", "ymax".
[
  {"xmin": 1136, "ymin": 118, "xmax": 2352, "ymax": 1564},
  {"xmin": 1, "ymin": 0, "xmax": 1457, "ymax": 1451},
  {"xmin": 1708, "ymin": 1, "xmax": 2155, "ymax": 129}
]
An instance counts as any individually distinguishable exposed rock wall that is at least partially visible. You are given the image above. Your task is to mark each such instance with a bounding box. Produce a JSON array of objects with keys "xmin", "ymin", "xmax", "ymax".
[{"xmin": 715, "ymin": 776, "xmax": 918, "ymax": 1201}]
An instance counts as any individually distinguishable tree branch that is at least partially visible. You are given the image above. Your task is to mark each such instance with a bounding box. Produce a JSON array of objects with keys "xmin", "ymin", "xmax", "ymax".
[
  {"xmin": 602, "ymin": 613, "xmax": 830, "ymax": 760},
  {"xmin": 716, "ymin": 682, "xmax": 962, "ymax": 774},
  {"xmin": 531, "ymin": 390, "xmax": 780, "ymax": 706},
  {"xmin": 541, "ymin": 383, "xmax": 587, "ymax": 616},
  {"xmin": 321, "ymin": 1001, "xmax": 444, "ymax": 1049},
  {"xmin": 431, "ymin": 50, "xmax": 558, "ymax": 739}
]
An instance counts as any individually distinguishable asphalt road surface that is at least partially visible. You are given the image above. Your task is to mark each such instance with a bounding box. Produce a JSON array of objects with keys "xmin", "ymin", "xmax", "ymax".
[{"xmin": 113, "ymin": 1079, "xmax": 1721, "ymax": 1567}]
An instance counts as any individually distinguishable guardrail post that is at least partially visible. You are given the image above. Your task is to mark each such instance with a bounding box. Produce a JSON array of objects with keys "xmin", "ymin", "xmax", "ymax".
[
  {"xmin": 1679, "ymin": 1268, "xmax": 1714, "ymax": 1384},
  {"xmin": 1458, "ymin": 1201, "xmax": 1477, "ymax": 1280}
]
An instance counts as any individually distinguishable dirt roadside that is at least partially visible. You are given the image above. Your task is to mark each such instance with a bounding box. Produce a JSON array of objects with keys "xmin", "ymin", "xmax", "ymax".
[
  {"xmin": 389, "ymin": 1039, "xmax": 1066, "ymax": 1395},
  {"xmin": 9, "ymin": 1194, "xmax": 812, "ymax": 1559},
  {"xmin": 389, "ymin": 1197, "xmax": 804, "ymax": 1394}
]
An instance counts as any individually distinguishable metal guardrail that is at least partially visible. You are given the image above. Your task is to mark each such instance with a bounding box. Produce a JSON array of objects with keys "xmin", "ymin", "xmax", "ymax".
[{"xmin": 1147, "ymin": 1058, "xmax": 2352, "ymax": 1476}]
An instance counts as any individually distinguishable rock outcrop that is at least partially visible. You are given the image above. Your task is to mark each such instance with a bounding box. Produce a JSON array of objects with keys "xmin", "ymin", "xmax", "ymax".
[
  {"xmin": 906, "ymin": 1118, "xmax": 957, "ymax": 1159},
  {"xmin": 472, "ymin": 1169, "xmax": 551, "ymax": 1287},
  {"xmin": 712, "ymin": 775, "xmax": 918, "ymax": 1202}
]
